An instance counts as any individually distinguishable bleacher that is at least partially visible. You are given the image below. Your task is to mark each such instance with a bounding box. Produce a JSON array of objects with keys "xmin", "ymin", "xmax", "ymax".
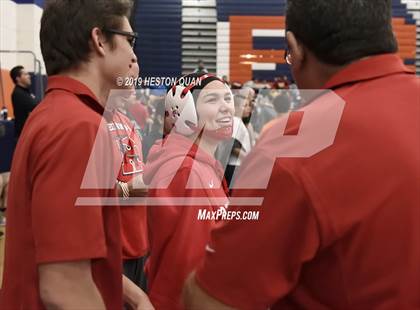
[
  {"xmin": 133, "ymin": 0, "xmax": 183, "ymax": 78},
  {"xmin": 214, "ymin": 0, "xmax": 419, "ymax": 83}
]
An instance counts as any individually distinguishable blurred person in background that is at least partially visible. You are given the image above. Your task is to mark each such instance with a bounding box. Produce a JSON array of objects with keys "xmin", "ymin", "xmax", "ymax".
[
  {"xmin": 251, "ymin": 89, "xmax": 277, "ymax": 133},
  {"xmin": 216, "ymin": 87, "xmax": 256, "ymax": 187},
  {"xmin": 194, "ymin": 59, "xmax": 209, "ymax": 74},
  {"xmin": 9, "ymin": 65, "xmax": 38, "ymax": 139},
  {"xmin": 221, "ymin": 75, "xmax": 230, "ymax": 86},
  {"xmin": 142, "ymin": 97, "xmax": 166, "ymax": 160},
  {"xmin": 260, "ymin": 91, "xmax": 293, "ymax": 135},
  {"xmin": 106, "ymin": 88, "xmax": 149, "ymax": 293},
  {"xmin": 241, "ymin": 87, "xmax": 257, "ymax": 146},
  {"xmin": 125, "ymin": 91, "xmax": 150, "ymax": 135}
]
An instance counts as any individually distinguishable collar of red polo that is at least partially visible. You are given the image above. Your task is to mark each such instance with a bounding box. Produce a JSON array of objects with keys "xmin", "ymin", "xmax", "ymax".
[
  {"xmin": 46, "ymin": 75, "xmax": 104, "ymax": 113},
  {"xmin": 323, "ymin": 54, "xmax": 414, "ymax": 90}
]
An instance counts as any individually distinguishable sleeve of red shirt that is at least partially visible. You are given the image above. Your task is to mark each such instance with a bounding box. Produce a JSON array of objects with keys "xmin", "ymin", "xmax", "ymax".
[
  {"xmin": 128, "ymin": 102, "xmax": 149, "ymax": 130},
  {"xmin": 195, "ymin": 158, "xmax": 321, "ymax": 310},
  {"xmin": 31, "ymin": 121, "xmax": 108, "ymax": 264},
  {"xmin": 148, "ymin": 167, "xmax": 212, "ymax": 310},
  {"xmin": 119, "ymin": 115, "xmax": 148, "ymax": 259}
]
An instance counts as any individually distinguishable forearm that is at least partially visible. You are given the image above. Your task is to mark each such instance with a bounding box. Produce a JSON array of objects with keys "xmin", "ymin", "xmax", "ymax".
[
  {"xmin": 39, "ymin": 261, "xmax": 106, "ymax": 309},
  {"xmin": 40, "ymin": 273, "xmax": 105, "ymax": 309},
  {"xmin": 42, "ymin": 287, "xmax": 105, "ymax": 310},
  {"xmin": 183, "ymin": 272, "xmax": 235, "ymax": 310},
  {"xmin": 123, "ymin": 275, "xmax": 154, "ymax": 310}
]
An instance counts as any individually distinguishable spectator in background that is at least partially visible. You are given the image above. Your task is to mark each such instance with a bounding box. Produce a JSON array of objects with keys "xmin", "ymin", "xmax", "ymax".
[
  {"xmin": 273, "ymin": 75, "xmax": 290, "ymax": 89},
  {"xmin": 240, "ymin": 87, "xmax": 257, "ymax": 146},
  {"xmin": 106, "ymin": 88, "xmax": 149, "ymax": 293},
  {"xmin": 216, "ymin": 87, "xmax": 255, "ymax": 187},
  {"xmin": 142, "ymin": 97, "xmax": 165, "ymax": 160},
  {"xmin": 260, "ymin": 91, "xmax": 292, "ymax": 135},
  {"xmin": 194, "ymin": 59, "xmax": 209, "ymax": 74},
  {"xmin": 221, "ymin": 75, "xmax": 230, "ymax": 86},
  {"xmin": 126, "ymin": 92, "xmax": 150, "ymax": 134},
  {"xmin": 9, "ymin": 66, "xmax": 38, "ymax": 139},
  {"xmin": 252, "ymin": 90, "xmax": 277, "ymax": 133}
]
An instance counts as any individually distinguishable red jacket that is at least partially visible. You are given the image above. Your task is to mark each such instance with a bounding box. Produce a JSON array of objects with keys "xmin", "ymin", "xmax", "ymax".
[{"xmin": 143, "ymin": 133, "xmax": 228, "ymax": 310}]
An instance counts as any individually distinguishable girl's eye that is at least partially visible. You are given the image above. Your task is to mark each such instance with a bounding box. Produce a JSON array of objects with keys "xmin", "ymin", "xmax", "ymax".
[{"xmin": 206, "ymin": 98, "xmax": 217, "ymax": 103}]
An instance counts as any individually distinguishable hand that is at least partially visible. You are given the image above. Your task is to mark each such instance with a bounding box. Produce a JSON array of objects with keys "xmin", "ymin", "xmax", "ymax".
[
  {"xmin": 136, "ymin": 295, "xmax": 155, "ymax": 310},
  {"xmin": 125, "ymin": 290, "xmax": 154, "ymax": 310},
  {"xmin": 125, "ymin": 293, "xmax": 154, "ymax": 310}
]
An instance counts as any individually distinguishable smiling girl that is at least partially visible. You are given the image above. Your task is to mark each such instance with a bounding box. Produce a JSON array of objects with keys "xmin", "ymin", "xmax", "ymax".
[{"xmin": 143, "ymin": 73, "xmax": 233, "ymax": 310}]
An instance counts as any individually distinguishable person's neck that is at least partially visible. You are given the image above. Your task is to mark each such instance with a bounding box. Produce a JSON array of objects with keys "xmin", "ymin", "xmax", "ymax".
[
  {"xmin": 192, "ymin": 134, "xmax": 218, "ymax": 156},
  {"xmin": 62, "ymin": 67, "xmax": 110, "ymax": 107},
  {"xmin": 305, "ymin": 53, "xmax": 345, "ymax": 89},
  {"xmin": 319, "ymin": 65, "xmax": 343, "ymax": 87},
  {"xmin": 16, "ymin": 82, "xmax": 28, "ymax": 89}
]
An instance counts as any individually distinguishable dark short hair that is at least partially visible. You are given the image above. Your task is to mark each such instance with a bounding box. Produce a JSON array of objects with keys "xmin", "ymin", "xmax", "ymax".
[
  {"xmin": 10, "ymin": 66, "xmax": 24, "ymax": 84},
  {"xmin": 40, "ymin": 0, "xmax": 133, "ymax": 75},
  {"xmin": 272, "ymin": 93, "xmax": 291, "ymax": 114},
  {"xmin": 286, "ymin": 0, "xmax": 398, "ymax": 66}
]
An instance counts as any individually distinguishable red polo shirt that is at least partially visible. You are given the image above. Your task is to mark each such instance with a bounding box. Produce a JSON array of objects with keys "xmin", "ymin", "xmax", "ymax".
[
  {"xmin": 195, "ymin": 54, "xmax": 420, "ymax": 309},
  {"xmin": 0, "ymin": 76, "xmax": 123, "ymax": 308}
]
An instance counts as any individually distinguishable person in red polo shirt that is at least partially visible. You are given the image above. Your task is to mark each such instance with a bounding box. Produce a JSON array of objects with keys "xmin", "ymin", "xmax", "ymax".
[
  {"xmin": 0, "ymin": 1, "xmax": 153, "ymax": 309},
  {"xmin": 184, "ymin": 0, "xmax": 420, "ymax": 309},
  {"xmin": 106, "ymin": 88, "xmax": 149, "ymax": 291}
]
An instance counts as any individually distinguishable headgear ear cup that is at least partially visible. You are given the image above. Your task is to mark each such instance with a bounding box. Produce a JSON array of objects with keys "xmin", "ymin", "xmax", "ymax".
[{"xmin": 165, "ymin": 85, "xmax": 198, "ymax": 135}]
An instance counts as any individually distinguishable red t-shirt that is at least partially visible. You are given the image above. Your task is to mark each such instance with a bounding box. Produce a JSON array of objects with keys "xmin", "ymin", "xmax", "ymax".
[
  {"xmin": 127, "ymin": 101, "xmax": 149, "ymax": 130},
  {"xmin": 107, "ymin": 110, "xmax": 148, "ymax": 259},
  {"xmin": 0, "ymin": 76, "xmax": 123, "ymax": 309},
  {"xmin": 195, "ymin": 54, "xmax": 420, "ymax": 309}
]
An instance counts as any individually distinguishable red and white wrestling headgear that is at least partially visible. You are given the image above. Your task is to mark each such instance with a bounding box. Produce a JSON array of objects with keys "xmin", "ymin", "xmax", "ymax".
[{"xmin": 165, "ymin": 73, "xmax": 233, "ymax": 136}]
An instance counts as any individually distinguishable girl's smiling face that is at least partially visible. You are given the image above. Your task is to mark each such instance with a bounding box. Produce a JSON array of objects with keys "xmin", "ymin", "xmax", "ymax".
[{"xmin": 195, "ymin": 80, "xmax": 235, "ymax": 132}]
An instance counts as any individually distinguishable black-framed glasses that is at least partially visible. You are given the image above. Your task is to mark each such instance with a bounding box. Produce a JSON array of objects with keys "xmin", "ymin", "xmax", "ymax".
[
  {"xmin": 104, "ymin": 29, "xmax": 138, "ymax": 49},
  {"xmin": 284, "ymin": 48, "xmax": 292, "ymax": 65}
]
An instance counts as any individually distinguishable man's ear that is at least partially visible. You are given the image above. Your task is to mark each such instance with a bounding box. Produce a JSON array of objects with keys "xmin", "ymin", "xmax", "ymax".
[
  {"xmin": 286, "ymin": 31, "xmax": 304, "ymax": 70},
  {"xmin": 91, "ymin": 27, "xmax": 106, "ymax": 57}
]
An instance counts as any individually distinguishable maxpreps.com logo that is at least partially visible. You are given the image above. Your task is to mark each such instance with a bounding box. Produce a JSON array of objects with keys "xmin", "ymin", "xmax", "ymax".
[{"xmin": 197, "ymin": 208, "xmax": 260, "ymax": 221}]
